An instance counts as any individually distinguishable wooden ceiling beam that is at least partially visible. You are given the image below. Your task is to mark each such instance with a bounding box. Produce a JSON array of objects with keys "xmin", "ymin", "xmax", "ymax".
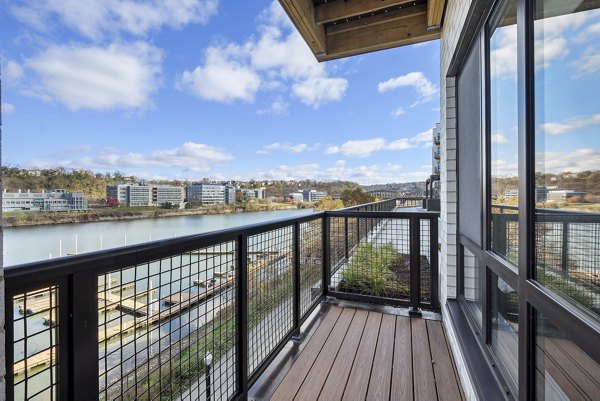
[
  {"xmin": 326, "ymin": 3, "xmax": 427, "ymax": 36},
  {"xmin": 320, "ymin": 10, "xmax": 440, "ymax": 61},
  {"xmin": 279, "ymin": 0, "xmax": 326, "ymax": 55},
  {"xmin": 427, "ymin": 0, "xmax": 446, "ymax": 29},
  {"xmin": 315, "ymin": 0, "xmax": 415, "ymax": 25}
]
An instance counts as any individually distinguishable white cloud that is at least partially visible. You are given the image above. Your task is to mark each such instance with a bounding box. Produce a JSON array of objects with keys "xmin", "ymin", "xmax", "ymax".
[
  {"xmin": 325, "ymin": 137, "xmax": 416, "ymax": 158},
  {"xmin": 4, "ymin": 60, "xmax": 25, "ymax": 86},
  {"xmin": 411, "ymin": 129, "xmax": 434, "ymax": 143},
  {"xmin": 572, "ymin": 46, "xmax": 600, "ymax": 76},
  {"xmin": 390, "ymin": 107, "xmax": 405, "ymax": 118},
  {"xmin": 256, "ymin": 98, "xmax": 289, "ymax": 115},
  {"xmin": 493, "ymin": 159, "xmax": 519, "ymax": 177},
  {"xmin": 256, "ymin": 142, "xmax": 319, "ymax": 154},
  {"xmin": 492, "ymin": 13, "xmax": 592, "ymax": 79},
  {"xmin": 176, "ymin": 45, "xmax": 261, "ymax": 103},
  {"xmin": 292, "ymin": 75, "xmax": 348, "ymax": 108},
  {"xmin": 178, "ymin": 1, "xmax": 348, "ymax": 107},
  {"xmin": 491, "ymin": 133, "xmax": 509, "ymax": 144},
  {"xmin": 537, "ymin": 149, "xmax": 600, "ymax": 174},
  {"xmin": 24, "ymin": 42, "xmax": 162, "ymax": 111},
  {"xmin": 246, "ymin": 160, "xmax": 428, "ymax": 184},
  {"xmin": 2, "ymin": 103, "xmax": 15, "ymax": 114},
  {"xmin": 377, "ymin": 72, "xmax": 438, "ymax": 104},
  {"xmin": 325, "ymin": 146, "xmax": 340, "ymax": 155},
  {"xmin": 539, "ymin": 113, "xmax": 600, "ymax": 135},
  {"xmin": 10, "ymin": 0, "xmax": 219, "ymax": 40},
  {"xmin": 31, "ymin": 142, "xmax": 233, "ymax": 173}
]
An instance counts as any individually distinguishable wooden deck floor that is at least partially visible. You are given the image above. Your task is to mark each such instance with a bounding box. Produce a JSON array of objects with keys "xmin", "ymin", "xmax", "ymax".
[{"xmin": 270, "ymin": 306, "xmax": 464, "ymax": 401}]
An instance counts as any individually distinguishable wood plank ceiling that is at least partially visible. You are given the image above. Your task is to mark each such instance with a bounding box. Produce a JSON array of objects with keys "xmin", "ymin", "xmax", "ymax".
[{"xmin": 279, "ymin": 0, "xmax": 447, "ymax": 61}]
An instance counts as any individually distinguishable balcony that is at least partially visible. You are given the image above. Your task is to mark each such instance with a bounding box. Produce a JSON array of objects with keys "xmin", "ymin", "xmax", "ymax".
[{"xmin": 4, "ymin": 198, "xmax": 446, "ymax": 401}]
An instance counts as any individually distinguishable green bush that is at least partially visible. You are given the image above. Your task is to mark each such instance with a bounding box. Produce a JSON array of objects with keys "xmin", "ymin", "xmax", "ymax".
[{"xmin": 340, "ymin": 243, "xmax": 408, "ymax": 297}]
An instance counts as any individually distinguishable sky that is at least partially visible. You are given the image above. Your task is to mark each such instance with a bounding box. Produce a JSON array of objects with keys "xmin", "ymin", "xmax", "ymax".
[{"xmin": 1, "ymin": 0, "xmax": 442, "ymax": 185}]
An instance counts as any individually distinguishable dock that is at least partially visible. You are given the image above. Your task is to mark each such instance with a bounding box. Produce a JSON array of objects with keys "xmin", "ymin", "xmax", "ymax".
[{"xmin": 14, "ymin": 348, "xmax": 56, "ymax": 376}]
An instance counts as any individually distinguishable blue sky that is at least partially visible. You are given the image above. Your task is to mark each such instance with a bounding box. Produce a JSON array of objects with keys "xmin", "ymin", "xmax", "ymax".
[{"xmin": 2, "ymin": 1, "xmax": 442, "ymax": 184}]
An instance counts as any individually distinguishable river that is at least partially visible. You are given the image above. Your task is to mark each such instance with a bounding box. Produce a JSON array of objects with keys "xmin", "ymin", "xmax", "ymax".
[{"xmin": 4, "ymin": 209, "xmax": 314, "ymax": 267}]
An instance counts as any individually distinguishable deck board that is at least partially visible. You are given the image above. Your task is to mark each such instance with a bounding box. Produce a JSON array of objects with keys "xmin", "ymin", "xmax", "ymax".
[
  {"xmin": 342, "ymin": 312, "xmax": 382, "ymax": 401},
  {"xmin": 412, "ymin": 318, "xmax": 438, "ymax": 401},
  {"xmin": 318, "ymin": 309, "xmax": 369, "ymax": 401},
  {"xmin": 295, "ymin": 308, "xmax": 355, "ymax": 401},
  {"xmin": 270, "ymin": 306, "xmax": 343, "ymax": 401},
  {"xmin": 366, "ymin": 314, "xmax": 396, "ymax": 401},
  {"xmin": 427, "ymin": 320, "xmax": 463, "ymax": 401},
  {"xmin": 270, "ymin": 306, "xmax": 463, "ymax": 401},
  {"xmin": 391, "ymin": 317, "xmax": 413, "ymax": 401}
]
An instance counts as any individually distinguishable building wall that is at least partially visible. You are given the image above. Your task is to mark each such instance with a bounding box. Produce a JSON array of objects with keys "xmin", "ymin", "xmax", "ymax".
[
  {"xmin": 440, "ymin": 2, "xmax": 478, "ymax": 400},
  {"xmin": 439, "ymin": 0, "xmax": 472, "ymax": 305}
]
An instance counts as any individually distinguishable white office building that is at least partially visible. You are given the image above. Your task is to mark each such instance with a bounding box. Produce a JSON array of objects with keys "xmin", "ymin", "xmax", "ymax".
[{"xmin": 2, "ymin": 189, "xmax": 88, "ymax": 212}]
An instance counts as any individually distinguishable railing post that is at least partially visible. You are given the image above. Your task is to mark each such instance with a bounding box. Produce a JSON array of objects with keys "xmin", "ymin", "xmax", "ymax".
[
  {"xmin": 71, "ymin": 270, "xmax": 99, "ymax": 401},
  {"xmin": 430, "ymin": 217, "xmax": 440, "ymax": 310},
  {"xmin": 344, "ymin": 217, "xmax": 349, "ymax": 258},
  {"xmin": 236, "ymin": 234, "xmax": 249, "ymax": 399},
  {"xmin": 322, "ymin": 215, "xmax": 331, "ymax": 297},
  {"xmin": 292, "ymin": 222, "xmax": 304, "ymax": 340},
  {"xmin": 493, "ymin": 213, "xmax": 508, "ymax": 256},
  {"xmin": 409, "ymin": 216, "xmax": 422, "ymax": 316},
  {"xmin": 561, "ymin": 221, "xmax": 570, "ymax": 275}
]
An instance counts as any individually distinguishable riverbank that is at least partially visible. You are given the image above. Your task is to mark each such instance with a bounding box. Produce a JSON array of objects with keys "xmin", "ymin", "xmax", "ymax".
[{"xmin": 2, "ymin": 203, "xmax": 303, "ymax": 228}]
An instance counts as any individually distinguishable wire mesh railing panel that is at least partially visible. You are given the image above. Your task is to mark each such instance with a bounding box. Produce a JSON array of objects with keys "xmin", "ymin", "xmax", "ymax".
[
  {"xmin": 490, "ymin": 206, "xmax": 519, "ymax": 266},
  {"xmin": 98, "ymin": 241, "xmax": 238, "ymax": 401},
  {"xmin": 535, "ymin": 217, "xmax": 600, "ymax": 318},
  {"xmin": 299, "ymin": 220, "xmax": 323, "ymax": 319},
  {"xmin": 332, "ymin": 217, "xmax": 412, "ymax": 301},
  {"xmin": 247, "ymin": 226, "xmax": 294, "ymax": 376},
  {"xmin": 419, "ymin": 219, "xmax": 433, "ymax": 305},
  {"xmin": 11, "ymin": 287, "xmax": 60, "ymax": 401},
  {"xmin": 329, "ymin": 217, "xmax": 347, "ymax": 271}
]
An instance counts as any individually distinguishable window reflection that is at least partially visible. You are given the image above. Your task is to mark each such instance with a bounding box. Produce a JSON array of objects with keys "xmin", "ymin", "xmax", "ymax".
[
  {"xmin": 489, "ymin": 0, "xmax": 519, "ymax": 265},
  {"xmin": 463, "ymin": 247, "xmax": 483, "ymax": 326},
  {"xmin": 534, "ymin": 1, "xmax": 600, "ymax": 320},
  {"xmin": 491, "ymin": 274, "xmax": 519, "ymax": 390},
  {"xmin": 535, "ymin": 312, "xmax": 600, "ymax": 400}
]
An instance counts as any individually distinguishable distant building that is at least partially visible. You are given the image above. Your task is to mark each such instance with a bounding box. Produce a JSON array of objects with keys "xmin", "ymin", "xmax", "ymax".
[
  {"xmin": 286, "ymin": 192, "xmax": 304, "ymax": 202},
  {"xmin": 225, "ymin": 185, "xmax": 236, "ymax": 205},
  {"xmin": 237, "ymin": 188, "xmax": 266, "ymax": 200},
  {"xmin": 504, "ymin": 189, "xmax": 519, "ymax": 198},
  {"xmin": 152, "ymin": 186, "xmax": 184, "ymax": 207},
  {"xmin": 302, "ymin": 189, "xmax": 327, "ymax": 202},
  {"xmin": 186, "ymin": 184, "xmax": 233, "ymax": 205},
  {"xmin": 128, "ymin": 185, "xmax": 152, "ymax": 207},
  {"xmin": 107, "ymin": 184, "xmax": 184, "ymax": 207},
  {"xmin": 547, "ymin": 189, "xmax": 587, "ymax": 202},
  {"xmin": 2, "ymin": 189, "xmax": 88, "ymax": 212}
]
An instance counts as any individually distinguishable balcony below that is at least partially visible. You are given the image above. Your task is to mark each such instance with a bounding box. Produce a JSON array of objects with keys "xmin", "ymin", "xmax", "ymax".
[{"xmin": 251, "ymin": 303, "xmax": 463, "ymax": 401}]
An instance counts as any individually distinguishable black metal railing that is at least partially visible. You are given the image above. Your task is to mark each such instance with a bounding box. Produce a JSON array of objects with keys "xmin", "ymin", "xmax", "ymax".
[
  {"xmin": 491, "ymin": 204, "xmax": 600, "ymax": 317},
  {"xmin": 4, "ymin": 198, "xmax": 439, "ymax": 401}
]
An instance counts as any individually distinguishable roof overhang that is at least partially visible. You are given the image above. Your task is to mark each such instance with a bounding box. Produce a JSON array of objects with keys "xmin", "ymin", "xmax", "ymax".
[{"xmin": 279, "ymin": 0, "xmax": 446, "ymax": 61}]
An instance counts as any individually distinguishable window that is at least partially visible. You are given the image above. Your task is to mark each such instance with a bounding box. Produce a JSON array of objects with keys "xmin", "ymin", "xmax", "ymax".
[
  {"xmin": 491, "ymin": 273, "xmax": 519, "ymax": 390},
  {"xmin": 534, "ymin": 0, "xmax": 600, "ymax": 320},
  {"xmin": 489, "ymin": 0, "xmax": 519, "ymax": 264}
]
